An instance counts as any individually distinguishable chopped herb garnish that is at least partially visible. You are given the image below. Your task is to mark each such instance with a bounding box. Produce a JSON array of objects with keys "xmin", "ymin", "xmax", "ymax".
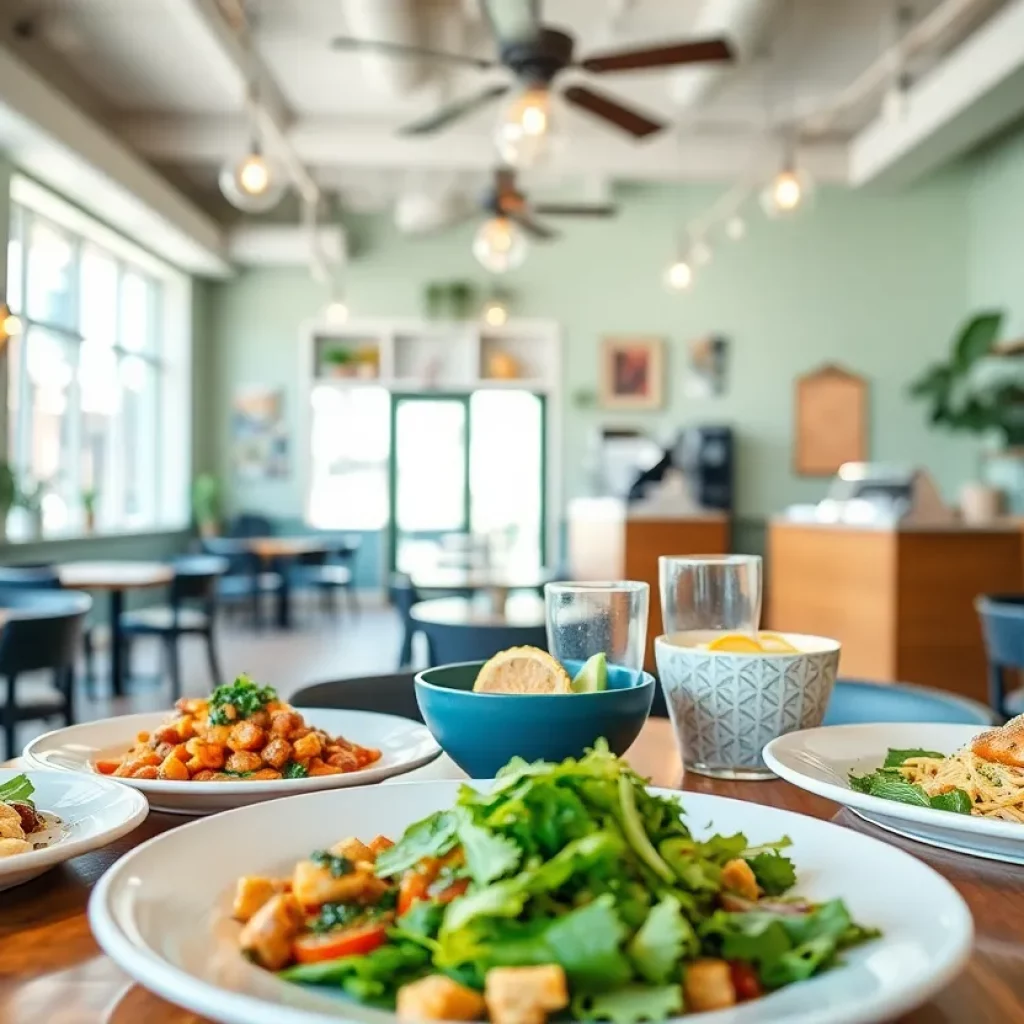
[
  {"xmin": 311, "ymin": 850, "xmax": 355, "ymax": 877},
  {"xmin": 310, "ymin": 902, "xmax": 365, "ymax": 933},
  {"xmin": 283, "ymin": 761, "xmax": 309, "ymax": 779},
  {"xmin": 0, "ymin": 774, "xmax": 34, "ymax": 807},
  {"xmin": 208, "ymin": 674, "xmax": 277, "ymax": 726},
  {"xmin": 221, "ymin": 769, "xmax": 254, "ymax": 778}
]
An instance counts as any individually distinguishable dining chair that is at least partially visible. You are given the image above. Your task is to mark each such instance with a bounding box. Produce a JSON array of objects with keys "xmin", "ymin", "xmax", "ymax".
[
  {"xmin": 119, "ymin": 555, "xmax": 228, "ymax": 700},
  {"xmin": 291, "ymin": 672, "xmax": 422, "ymax": 722},
  {"xmin": 289, "ymin": 544, "xmax": 357, "ymax": 621},
  {"xmin": 227, "ymin": 512, "xmax": 274, "ymax": 538},
  {"xmin": 201, "ymin": 537, "xmax": 281, "ymax": 630},
  {"xmin": 419, "ymin": 619, "xmax": 549, "ymax": 667},
  {"xmin": 0, "ymin": 588, "xmax": 92, "ymax": 758},
  {"xmin": 975, "ymin": 595, "xmax": 1024, "ymax": 718},
  {"xmin": 823, "ymin": 678, "xmax": 995, "ymax": 726},
  {"xmin": 390, "ymin": 573, "xmax": 422, "ymax": 668},
  {"xmin": 0, "ymin": 564, "xmax": 99, "ymax": 695}
]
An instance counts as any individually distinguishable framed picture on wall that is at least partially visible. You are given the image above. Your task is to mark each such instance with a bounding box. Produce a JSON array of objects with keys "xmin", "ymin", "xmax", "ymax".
[
  {"xmin": 231, "ymin": 386, "xmax": 289, "ymax": 480},
  {"xmin": 600, "ymin": 336, "xmax": 665, "ymax": 410}
]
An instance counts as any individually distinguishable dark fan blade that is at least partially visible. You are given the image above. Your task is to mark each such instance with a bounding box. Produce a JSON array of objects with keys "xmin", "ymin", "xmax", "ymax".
[
  {"xmin": 480, "ymin": 0, "xmax": 540, "ymax": 43},
  {"xmin": 331, "ymin": 36, "xmax": 496, "ymax": 70},
  {"xmin": 533, "ymin": 203, "xmax": 616, "ymax": 217},
  {"xmin": 509, "ymin": 211, "xmax": 558, "ymax": 241},
  {"xmin": 562, "ymin": 85, "xmax": 664, "ymax": 138},
  {"xmin": 495, "ymin": 167, "xmax": 517, "ymax": 197},
  {"xmin": 399, "ymin": 84, "xmax": 510, "ymax": 136},
  {"xmin": 579, "ymin": 37, "xmax": 733, "ymax": 73}
]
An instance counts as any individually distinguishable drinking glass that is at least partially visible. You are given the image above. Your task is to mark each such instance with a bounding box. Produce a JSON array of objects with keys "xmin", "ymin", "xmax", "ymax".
[
  {"xmin": 544, "ymin": 581, "xmax": 649, "ymax": 681},
  {"xmin": 659, "ymin": 554, "xmax": 762, "ymax": 636}
]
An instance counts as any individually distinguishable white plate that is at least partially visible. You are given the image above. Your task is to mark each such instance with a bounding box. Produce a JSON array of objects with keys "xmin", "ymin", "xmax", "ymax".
[
  {"xmin": 0, "ymin": 768, "xmax": 148, "ymax": 891},
  {"xmin": 763, "ymin": 723, "xmax": 1024, "ymax": 864},
  {"xmin": 89, "ymin": 780, "xmax": 972, "ymax": 1024},
  {"xmin": 24, "ymin": 709, "xmax": 440, "ymax": 815}
]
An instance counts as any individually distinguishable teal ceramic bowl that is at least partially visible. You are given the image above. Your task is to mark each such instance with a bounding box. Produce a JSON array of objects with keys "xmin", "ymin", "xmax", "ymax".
[{"xmin": 414, "ymin": 660, "xmax": 655, "ymax": 777}]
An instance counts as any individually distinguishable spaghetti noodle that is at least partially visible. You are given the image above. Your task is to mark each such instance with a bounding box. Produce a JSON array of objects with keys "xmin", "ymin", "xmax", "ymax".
[{"xmin": 898, "ymin": 749, "xmax": 1024, "ymax": 823}]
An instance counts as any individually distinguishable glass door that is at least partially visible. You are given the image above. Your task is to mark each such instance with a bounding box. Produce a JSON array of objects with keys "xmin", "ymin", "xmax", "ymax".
[{"xmin": 388, "ymin": 390, "xmax": 547, "ymax": 574}]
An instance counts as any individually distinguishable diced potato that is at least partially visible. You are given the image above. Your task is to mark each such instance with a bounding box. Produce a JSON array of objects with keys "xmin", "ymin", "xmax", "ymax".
[
  {"xmin": 721, "ymin": 859, "xmax": 759, "ymax": 901},
  {"xmin": 158, "ymin": 753, "xmax": 189, "ymax": 781},
  {"xmin": 397, "ymin": 975, "xmax": 486, "ymax": 1022},
  {"xmin": 226, "ymin": 751, "xmax": 264, "ymax": 774},
  {"xmin": 228, "ymin": 720, "xmax": 266, "ymax": 752},
  {"xmin": 244, "ymin": 769, "xmax": 283, "ymax": 781},
  {"xmin": 191, "ymin": 769, "xmax": 218, "ymax": 781},
  {"xmin": 291, "ymin": 860, "xmax": 387, "ymax": 908},
  {"xmin": 233, "ymin": 877, "xmax": 286, "ymax": 922},
  {"xmin": 485, "ymin": 965, "xmax": 568, "ymax": 1024},
  {"xmin": 261, "ymin": 736, "xmax": 292, "ymax": 770},
  {"xmin": 327, "ymin": 751, "xmax": 359, "ymax": 771},
  {"xmin": 130, "ymin": 765, "xmax": 159, "ymax": 780},
  {"xmin": 0, "ymin": 816, "xmax": 26, "ymax": 841},
  {"xmin": 367, "ymin": 835, "xmax": 394, "ymax": 856},
  {"xmin": 330, "ymin": 837, "xmax": 374, "ymax": 863},
  {"xmin": 204, "ymin": 724, "xmax": 232, "ymax": 746},
  {"xmin": 291, "ymin": 732, "xmax": 321, "ymax": 761},
  {"xmin": 185, "ymin": 737, "xmax": 225, "ymax": 770},
  {"xmin": 683, "ymin": 959, "xmax": 736, "ymax": 1013},
  {"xmin": 270, "ymin": 710, "xmax": 303, "ymax": 738},
  {"xmin": 0, "ymin": 838, "xmax": 33, "ymax": 858},
  {"xmin": 238, "ymin": 893, "xmax": 303, "ymax": 970}
]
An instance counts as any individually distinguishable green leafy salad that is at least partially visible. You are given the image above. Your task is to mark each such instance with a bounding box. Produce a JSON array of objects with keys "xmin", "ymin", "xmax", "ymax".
[
  {"xmin": 277, "ymin": 743, "xmax": 878, "ymax": 1020},
  {"xmin": 849, "ymin": 748, "xmax": 972, "ymax": 815}
]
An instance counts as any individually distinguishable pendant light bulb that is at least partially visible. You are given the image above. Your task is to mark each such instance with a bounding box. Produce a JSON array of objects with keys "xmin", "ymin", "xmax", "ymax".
[
  {"xmin": 691, "ymin": 239, "xmax": 712, "ymax": 266},
  {"xmin": 219, "ymin": 146, "xmax": 287, "ymax": 214},
  {"xmin": 325, "ymin": 300, "xmax": 349, "ymax": 326},
  {"xmin": 664, "ymin": 259, "xmax": 693, "ymax": 292},
  {"xmin": 494, "ymin": 86, "xmax": 552, "ymax": 169},
  {"xmin": 761, "ymin": 163, "xmax": 813, "ymax": 219},
  {"xmin": 473, "ymin": 216, "xmax": 528, "ymax": 274},
  {"xmin": 482, "ymin": 299, "xmax": 509, "ymax": 327},
  {"xmin": 725, "ymin": 215, "xmax": 746, "ymax": 241}
]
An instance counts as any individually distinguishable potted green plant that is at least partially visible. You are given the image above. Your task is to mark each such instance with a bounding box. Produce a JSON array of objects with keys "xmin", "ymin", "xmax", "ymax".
[
  {"xmin": 425, "ymin": 282, "xmax": 447, "ymax": 320},
  {"xmin": 909, "ymin": 310, "xmax": 1024, "ymax": 518},
  {"xmin": 0, "ymin": 461, "xmax": 15, "ymax": 542},
  {"xmin": 82, "ymin": 488, "xmax": 98, "ymax": 534},
  {"xmin": 323, "ymin": 347, "xmax": 356, "ymax": 378},
  {"xmin": 449, "ymin": 280, "xmax": 477, "ymax": 319},
  {"xmin": 191, "ymin": 474, "xmax": 221, "ymax": 538}
]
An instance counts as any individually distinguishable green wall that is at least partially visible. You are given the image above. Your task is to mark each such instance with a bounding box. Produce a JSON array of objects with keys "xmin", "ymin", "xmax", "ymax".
[{"xmin": 208, "ymin": 174, "xmax": 978, "ymax": 522}]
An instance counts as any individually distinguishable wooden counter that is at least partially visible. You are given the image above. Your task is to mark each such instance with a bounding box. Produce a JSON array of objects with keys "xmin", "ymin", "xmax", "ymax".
[
  {"xmin": 767, "ymin": 521, "xmax": 1022, "ymax": 702},
  {"xmin": 567, "ymin": 499, "xmax": 730, "ymax": 672}
]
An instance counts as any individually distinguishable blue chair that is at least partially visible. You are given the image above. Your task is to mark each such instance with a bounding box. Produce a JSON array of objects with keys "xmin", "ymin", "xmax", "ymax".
[
  {"xmin": 0, "ymin": 588, "xmax": 92, "ymax": 757},
  {"xmin": 823, "ymin": 678, "xmax": 995, "ymax": 726},
  {"xmin": 228, "ymin": 512, "xmax": 274, "ymax": 538},
  {"xmin": 201, "ymin": 537, "xmax": 281, "ymax": 630},
  {"xmin": 418, "ymin": 619, "xmax": 548, "ymax": 667},
  {"xmin": 290, "ymin": 540, "xmax": 358, "ymax": 621},
  {"xmin": 976, "ymin": 595, "xmax": 1024, "ymax": 719},
  {"xmin": 390, "ymin": 573, "xmax": 422, "ymax": 668},
  {"xmin": 120, "ymin": 555, "xmax": 227, "ymax": 700}
]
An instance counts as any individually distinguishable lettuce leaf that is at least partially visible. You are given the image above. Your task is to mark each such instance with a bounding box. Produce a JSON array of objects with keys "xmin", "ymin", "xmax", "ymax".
[
  {"xmin": 745, "ymin": 852, "xmax": 796, "ymax": 896},
  {"xmin": 627, "ymin": 896, "xmax": 697, "ymax": 984},
  {"xmin": 374, "ymin": 810, "xmax": 459, "ymax": 877},
  {"xmin": 573, "ymin": 984, "xmax": 683, "ymax": 1024},
  {"xmin": 883, "ymin": 748, "xmax": 944, "ymax": 768},
  {"xmin": 280, "ymin": 942, "xmax": 430, "ymax": 1002}
]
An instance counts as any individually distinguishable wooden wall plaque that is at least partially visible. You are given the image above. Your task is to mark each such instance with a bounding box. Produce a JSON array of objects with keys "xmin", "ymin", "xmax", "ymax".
[{"xmin": 794, "ymin": 364, "xmax": 868, "ymax": 476}]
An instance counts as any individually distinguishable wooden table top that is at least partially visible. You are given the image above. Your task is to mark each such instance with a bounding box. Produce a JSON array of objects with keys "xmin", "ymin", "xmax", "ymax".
[
  {"xmin": 241, "ymin": 536, "xmax": 333, "ymax": 559},
  {"xmin": 58, "ymin": 561, "xmax": 174, "ymax": 591},
  {"xmin": 410, "ymin": 594, "xmax": 546, "ymax": 627},
  {"xmin": 411, "ymin": 565, "xmax": 554, "ymax": 592},
  {"xmin": 3, "ymin": 718, "xmax": 1022, "ymax": 1024}
]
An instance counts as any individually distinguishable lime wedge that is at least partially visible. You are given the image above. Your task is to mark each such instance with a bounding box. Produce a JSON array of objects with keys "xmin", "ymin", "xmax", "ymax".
[{"xmin": 571, "ymin": 652, "xmax": 608, "ymax": 693}]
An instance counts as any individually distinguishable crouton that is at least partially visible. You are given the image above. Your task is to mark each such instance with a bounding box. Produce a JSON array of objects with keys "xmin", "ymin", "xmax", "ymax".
[
  {"xmin": 329, "ymin": 837, "xmax": 374, "ymax": 863},
  {"xmin": 397, "ymin": 975, "xmax": 486, "ymax": 1021},
  {"xmin": 238, "ymin": 893, "xmax": 303, "ymax": 970},
  {"xmin": 485, "ymin": 965, "xmax": 568, "ymax": 1024},
  {"xmin": 232, "ymin": 876, "xmax": 286, "ymax": 922},
  {"xmin": 683, "ymin": 959, "xmax": 736, "ymax": 1013},
  {"xmin": 291, "ymin": 859, "xmax": 387, "ymax": 908},
  {"xmin": 721, "ymin": 858, "xmax": 759, "ymax": 901}
]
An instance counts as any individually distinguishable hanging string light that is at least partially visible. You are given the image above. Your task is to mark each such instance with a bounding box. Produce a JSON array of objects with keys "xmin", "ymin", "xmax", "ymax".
[
  {"xmin": 725, "ymin": 215, "xmax": 746, "ymax": 241},
  {"xmin": 761, "ymin": 137, "xmax": 814, "ymax": 219},
  {"xmin": 473, "ymin": 216, "xmax": 528, "ymax": 274}
]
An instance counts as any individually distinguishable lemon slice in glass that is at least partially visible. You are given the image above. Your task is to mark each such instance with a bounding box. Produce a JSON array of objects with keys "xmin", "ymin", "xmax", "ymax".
[
  {"xmin": 757, "ymin": 632, "xmax": 800, "ymax": 653},
  {"xmin": 473, "ymin": 646, "xmax": 573, "ymax": 694},
  {"xmin": 706, "ymin": 633, "xmax": 765, "ymax": 654}
]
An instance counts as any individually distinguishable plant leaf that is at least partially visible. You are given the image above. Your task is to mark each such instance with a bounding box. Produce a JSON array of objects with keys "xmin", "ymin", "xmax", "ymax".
[
  {"xmin": 954, "ymin": 312, "xmax": 1003, "ymax": 372},
  {"xmin": 573, "ymin": 984, "xmax": 683, "ymax": 1024}
]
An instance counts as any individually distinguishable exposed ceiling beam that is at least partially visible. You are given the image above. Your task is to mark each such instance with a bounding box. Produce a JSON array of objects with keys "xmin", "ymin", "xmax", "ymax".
[
  {"xmin": 119, "ymin": 116, "xmax": 850, "ymax": 184},
  {"xmin": 0, "ymin": 39, "xmax": 229, "ymax": 276},
  {"xmin": 228, "ymin": 223, "xmax": 347, "ymax": 267},
  {"xmin": 164, "ymin": 0, "xmax": 320, "ymax": 206},
  {"xmin": 849, "ymin": 0, "xmax": 1024, "ymax": 186}
]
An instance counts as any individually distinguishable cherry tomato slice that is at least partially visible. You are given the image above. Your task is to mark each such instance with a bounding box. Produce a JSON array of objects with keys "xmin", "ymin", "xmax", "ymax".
[
  {"xmin": 292, "ymin": 923, "xmax": 387, "ymax": 964},
  {"xmin": 729, "ymin": 961, "xmax": 763, "ymax": 1002}
]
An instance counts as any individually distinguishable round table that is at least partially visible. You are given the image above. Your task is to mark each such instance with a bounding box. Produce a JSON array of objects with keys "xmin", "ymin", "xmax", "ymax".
[
  {"xmin": 410, "ymin": 594, "xmax": 546, "ymax": 628},
  {"xmin": 58, "ymin": 561, "xmax": 174, "ymax": 697},
  {"xmin": 410, "ymin": 566, "xmax": 555, "ymax": 613},
  {"xmin": 3, "ymin": 719, "xmax": 1022, "ymax": 1023}
]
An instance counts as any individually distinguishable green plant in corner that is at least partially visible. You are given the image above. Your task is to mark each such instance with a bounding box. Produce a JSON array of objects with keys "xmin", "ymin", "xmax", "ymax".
[
  {"xmin": 82, "ymin": 488, "xmax": 98, "ymax": 533},
  {"xmin": 192, "ymin": 474, "xmax": 221, "ymax": 538},
  {"xmin": 0, "ymin": 462, "xmax": 15, "ymax": 541},
  {"xmin": 909, "ymin": 311, "xmax": 1024, "ymax": 446}
]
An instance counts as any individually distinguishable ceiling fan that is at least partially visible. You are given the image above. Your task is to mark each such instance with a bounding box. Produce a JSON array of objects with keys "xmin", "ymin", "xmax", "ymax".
[
  {"xmin": 331, "ymin": 0, "xmax": 734, "ymax": 141},
  {"xmin": 481, "ymin": 167, "xmax": 615, "ymax": 242}
]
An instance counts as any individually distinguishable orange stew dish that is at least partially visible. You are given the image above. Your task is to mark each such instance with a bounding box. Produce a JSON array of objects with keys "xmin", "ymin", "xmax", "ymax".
[{"xmin": 95, "ymin": 676, "xmax": 381, "ymax": 782}]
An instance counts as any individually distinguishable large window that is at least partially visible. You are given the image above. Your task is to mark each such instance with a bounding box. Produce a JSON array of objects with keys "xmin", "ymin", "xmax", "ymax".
[{"xmin": 4, "ymin": 178, "xmax": 190, "ymax": 537}]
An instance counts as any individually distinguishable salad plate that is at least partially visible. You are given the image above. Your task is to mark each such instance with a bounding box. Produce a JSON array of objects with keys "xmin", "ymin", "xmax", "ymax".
[
  {"xmin": 90, "ymin": 769, "xmax": 972, "ymax": 1024},
  {"xmin": 763, "ymin": 723, "xmax": 1024, "ymax": 864},
  {"xmin": 0, "ymin": 769, "xmax": 147, "ymax": 891},
  {"xmin": 25, "ymin": 708, "xmax": 440, "ymax": 815}
]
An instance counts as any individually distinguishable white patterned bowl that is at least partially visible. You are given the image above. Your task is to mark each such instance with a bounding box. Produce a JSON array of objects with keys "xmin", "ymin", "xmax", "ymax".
[{"xmin": 655, "ymin": 631, "xmax": 840, "ymax": 779}]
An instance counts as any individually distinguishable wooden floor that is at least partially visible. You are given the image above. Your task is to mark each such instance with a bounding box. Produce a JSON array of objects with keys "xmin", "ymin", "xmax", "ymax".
[{"xmin": 12, "ymin": 597, "xmax": 408, "ymax": 756}]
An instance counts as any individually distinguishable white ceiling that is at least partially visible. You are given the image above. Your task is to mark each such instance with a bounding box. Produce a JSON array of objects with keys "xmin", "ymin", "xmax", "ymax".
[{"xmin": 0, "ymin": 0, "xmax": 1021, "ymax": 271}]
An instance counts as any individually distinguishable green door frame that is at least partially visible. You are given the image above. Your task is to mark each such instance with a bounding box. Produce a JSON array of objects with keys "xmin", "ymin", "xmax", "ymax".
[{"xmin": 387, "ymin": 390, "xmax": 549, "ymax": 574}]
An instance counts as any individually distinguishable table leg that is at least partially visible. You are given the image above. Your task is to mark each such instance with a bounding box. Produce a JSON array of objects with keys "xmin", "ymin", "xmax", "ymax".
[
  {"xmin": 276, "ymin": 559, "xmax": 291, "ymax": 629},
  {"xmin": 491, "ymin": 586, "xmax": 509, "ymax": 615},
  {"xmin": 110, "ymin": 589, "xmax": 125, "ymax": 697}
]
